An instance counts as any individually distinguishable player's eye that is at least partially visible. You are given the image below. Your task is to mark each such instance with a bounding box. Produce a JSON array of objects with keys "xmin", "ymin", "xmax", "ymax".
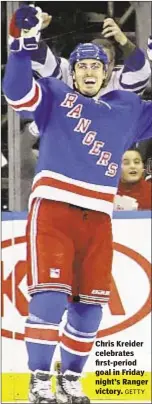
[
  {"xmin": 91, "ymin": 63, "xmax": 101, "ymax": 69},
  {"xmin": 77, "ymin": 64, "xmax": 86, "ymax": 69}
]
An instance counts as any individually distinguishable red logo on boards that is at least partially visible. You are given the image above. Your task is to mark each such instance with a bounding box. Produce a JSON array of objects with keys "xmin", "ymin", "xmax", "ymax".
[{"xmin": 1, "ymin": 236, "xmax": 151, "ymax": 340}]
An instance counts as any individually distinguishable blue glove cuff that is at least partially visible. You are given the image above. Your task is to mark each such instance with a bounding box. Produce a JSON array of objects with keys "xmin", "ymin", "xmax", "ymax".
[{"xmin": 10, "ymin": 36, "xmax": 39, "ymax": 52}]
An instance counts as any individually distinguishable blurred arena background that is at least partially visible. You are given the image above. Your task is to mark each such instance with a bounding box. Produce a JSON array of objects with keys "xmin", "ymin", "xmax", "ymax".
[{"xmin": 1, "ymin": 1, "xmax": 152, "ymax": 211}]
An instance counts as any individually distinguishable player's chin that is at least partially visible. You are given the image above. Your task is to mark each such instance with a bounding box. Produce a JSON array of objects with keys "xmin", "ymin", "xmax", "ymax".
[{"xmin": 81, "ymin": 87, "xmax": 100, "ymax": 97}]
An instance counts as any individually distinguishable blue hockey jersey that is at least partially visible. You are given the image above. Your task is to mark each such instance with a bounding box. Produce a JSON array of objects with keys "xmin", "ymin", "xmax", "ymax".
[{"xmin": 3, "ymin": 52, "xmax": 152, "ymax": 217}]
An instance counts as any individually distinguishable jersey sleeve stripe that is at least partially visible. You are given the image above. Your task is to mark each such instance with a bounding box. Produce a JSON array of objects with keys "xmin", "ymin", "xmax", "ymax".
[
  {"xmin": 119, "ymin": 75, "xmax": 150, "ymax": 90},
  {"xmin": 5, "ymin": 78, "xmax": 36, "ymax": 105},
  {"xmin": 133, "ymin": 84, "xmax": 150, "ymax": 94},
  {"xmin": 10, "ymin": 83, "xmax": 40, "ymax": 109},
  {"xmin": 4, "ymin": 78, "xmax": 42, "ymax": 111},
  {"xmin": 32, "ymin": 50, "xmax": 62, "ymax": 79},
  {"xmin": 8, "ymin": 82, "xmax": 42, "ymax": 112}
]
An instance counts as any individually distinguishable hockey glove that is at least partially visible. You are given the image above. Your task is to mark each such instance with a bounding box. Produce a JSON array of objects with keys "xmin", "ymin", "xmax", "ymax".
[
  {"xmin": 9, "ymin": 4, "xmax": 43, "ymax": 52},
  {"xmin": 147, "ymin": 35, "xmax": 152, "ymax": 61}
]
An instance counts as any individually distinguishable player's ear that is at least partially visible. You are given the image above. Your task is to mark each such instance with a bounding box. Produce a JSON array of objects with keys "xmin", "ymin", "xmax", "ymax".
[
  {"xmin": 72, "ymin": 71, "xmax": 78, "ymax": 89},
  {"xmin": 104, "ymin": 68, "xmax": 108, "ymax": 79},
  {"xmin": 72, "ymin": 71, "xmax": 76, "ymax": 81}
]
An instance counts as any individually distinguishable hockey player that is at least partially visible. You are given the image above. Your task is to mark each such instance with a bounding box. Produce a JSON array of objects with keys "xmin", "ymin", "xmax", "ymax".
[
  {"xmin": 8, "ymin": 4, "xmax": 151, "ymax": 138},
  {"xmin": 3, "ymin": 9, "xmax": 152, "ymax": 404}
]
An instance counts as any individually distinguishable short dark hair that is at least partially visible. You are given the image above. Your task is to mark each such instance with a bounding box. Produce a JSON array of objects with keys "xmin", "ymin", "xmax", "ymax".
[
  {"xmin": 124, "ymin": 147, "xmax": 143, "ymax": 161},
  {"xmin": 127, "ymin": 146, "xmax": 142, "ymax": 154}
]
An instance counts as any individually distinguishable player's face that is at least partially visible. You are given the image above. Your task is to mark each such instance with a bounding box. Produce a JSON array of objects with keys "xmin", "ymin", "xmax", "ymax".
[
  {"xmin": 121, "ymin": 151, "xmax": 144, "ymax": 183},
  {"xmin": 73, "ymin": 59, "xmax": 107, "ymax": 97}
]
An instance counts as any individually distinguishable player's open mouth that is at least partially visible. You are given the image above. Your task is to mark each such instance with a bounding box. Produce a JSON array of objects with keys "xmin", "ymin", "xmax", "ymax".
[{"xmin": 84, "ymin": 78, "xmax": 96, "ymax": 85}]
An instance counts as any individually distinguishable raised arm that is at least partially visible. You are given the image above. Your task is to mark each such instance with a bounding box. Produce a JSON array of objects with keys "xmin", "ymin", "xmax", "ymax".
[
  {"xmin": 102, "ymin": 18, "xmax": 151, "ymax": 94},
  {"xmin": 3, "ymin": 51, "xmax": 42, "ymax": 115},
  {"xmin": 5, "ymin": 4, "xmax": 71, "ymax": 140},
  {"xmin": 118, "ymin": 47, "xmax": 151, "ymax": 94},
  {"xmin": 3, "ymin": 7, "xmax": 53, "ymax": 132},
  {"xmin": 8, "ymin": 3, "xmax": 71, "ymax": 85}
]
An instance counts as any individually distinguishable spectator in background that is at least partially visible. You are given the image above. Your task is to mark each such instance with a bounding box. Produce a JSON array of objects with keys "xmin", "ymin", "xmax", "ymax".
[
  {"xmin": 92, "ymin": 26, "xmax": 140, "ymax": 89},
  {"xmin": 114, "ymin": 149, "xmax": 151, "ymax": 211}
]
